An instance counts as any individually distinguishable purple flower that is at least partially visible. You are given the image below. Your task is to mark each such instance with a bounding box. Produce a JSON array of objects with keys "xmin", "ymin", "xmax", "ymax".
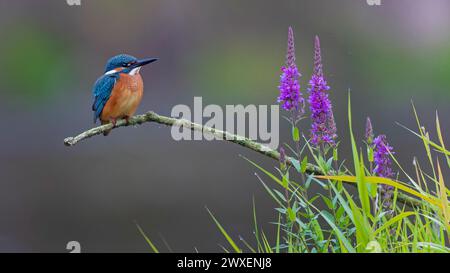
[
  {"xmin": 308, "ymin": 36, "xmax": 337, "ymax": 147},
  {"xmin": 373, "ymin": 134, "xmax": 395, "ymax": 210},
  {"xmin": 278, "ymin": 66, "xmax": 302, "ymax": 111},
  {"xmin": 373, "ymin": 135, "xmax": 394, "ymax": 178},
  {"xmin": 277, "ymin": 27, "xmax": 304, "ymax": 112}
]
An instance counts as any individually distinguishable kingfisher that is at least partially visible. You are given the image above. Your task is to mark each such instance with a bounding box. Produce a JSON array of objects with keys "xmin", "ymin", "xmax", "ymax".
[{"xmin": 92, "ymin": 54, "xmax": 158, "ymax": 135}]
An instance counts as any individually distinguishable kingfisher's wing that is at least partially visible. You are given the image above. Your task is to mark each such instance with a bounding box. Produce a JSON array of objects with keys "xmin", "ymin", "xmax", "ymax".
[{"xmin": 91, "ymin": 74, "xmax": 118, "ymax": 123}]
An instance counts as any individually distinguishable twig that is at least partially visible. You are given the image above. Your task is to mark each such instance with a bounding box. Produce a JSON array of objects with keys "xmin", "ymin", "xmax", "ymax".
[
  {"xmin": 64, "ymin": 111, "xmax": 319, "ymax": 173},
  {"xmin": 64, "ymin": 111, "xmax": 422, "ymax": 207}
]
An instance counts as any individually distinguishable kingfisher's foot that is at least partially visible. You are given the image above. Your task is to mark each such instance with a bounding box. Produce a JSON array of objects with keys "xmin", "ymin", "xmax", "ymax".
[
  {"xmin": 124, "ymin": 116, "xmax": 131, "ymax": 125},
  {"xmin": 103, "ymin": 118, "xmax": 117, "ymax": 136}
]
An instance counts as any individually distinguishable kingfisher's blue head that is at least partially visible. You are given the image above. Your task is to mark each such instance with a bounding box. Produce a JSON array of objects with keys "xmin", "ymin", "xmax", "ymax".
[{"xmin": 104, "ymin": 54, "xmax": 158, "ymax": 75}]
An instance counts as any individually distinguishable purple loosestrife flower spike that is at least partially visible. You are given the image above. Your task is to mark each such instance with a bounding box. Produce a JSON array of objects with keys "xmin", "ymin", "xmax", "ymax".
[
  {"xmin": 365, "ymin": 117, "xmax": 374, "ymax": 145},
  {"xmin": 277, "ymin": 27, "xmax": 304, "ymax": 112},
  {"xmin": 286, "ymin": 27, "xmax": 296, "ymax": 67},
  {"xmin": 373, "ymin": 135, "xmax": 394, "ymax": 178},
  {"xmin": 313, "ymin": 35, "xmax": 323, "ymax": 78},
  {"xmin": 279, "ymin": 146, "xmax": 287, "ymax": 171},
  {"xmin": 279, "ymin": 146, "xmax": 286, "ymax": 165},
  {"xmin": 308, "ymin": 35, "xmax": 337, "ymax": 147},
  {"xmin": 327, "ymin": 111, "xmax": 337, "ymax": 142},
  {"xmin": 373, "ymin": 134, "xmax": 395, "ymax": 210}
]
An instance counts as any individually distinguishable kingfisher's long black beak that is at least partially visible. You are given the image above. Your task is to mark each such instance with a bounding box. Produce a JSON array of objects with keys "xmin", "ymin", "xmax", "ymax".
[{"xmin": 131, "ymin": 57, "xmax": 158, "ymax": 69}]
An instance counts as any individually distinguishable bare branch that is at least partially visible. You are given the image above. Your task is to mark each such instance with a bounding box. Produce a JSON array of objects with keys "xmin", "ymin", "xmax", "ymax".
[
  {"xmin": 63, "ymin": 111, "xmax": 423, "ymax": 207},
  {"xmin": 64, "ymin": 111, "xmax": 320, "ymax": 173}
]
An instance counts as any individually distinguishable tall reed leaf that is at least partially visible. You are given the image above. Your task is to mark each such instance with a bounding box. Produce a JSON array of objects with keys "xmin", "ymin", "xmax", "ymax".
[{"xmin": 348, "ymin": 93, "xmax": 371, "ymax": 216}]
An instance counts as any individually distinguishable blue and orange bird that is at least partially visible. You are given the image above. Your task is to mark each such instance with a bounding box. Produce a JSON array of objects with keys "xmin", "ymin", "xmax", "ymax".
[{"xmin": 92, "ymin": 54, "xmax": 158, "ymax": 135}]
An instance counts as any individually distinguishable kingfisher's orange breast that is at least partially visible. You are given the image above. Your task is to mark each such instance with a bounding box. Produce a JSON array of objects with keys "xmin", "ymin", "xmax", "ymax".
[{"xmin": 100, "ymin": 73, "xmax": 144, "ymax": 123}]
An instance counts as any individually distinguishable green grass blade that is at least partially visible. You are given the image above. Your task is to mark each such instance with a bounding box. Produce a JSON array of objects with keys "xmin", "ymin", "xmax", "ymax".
[
  {"xmin": 252, "ymin": 198, "xmax": 262, "ymax": 253},
  {"xmin": 206, "ymin": 207, "xmax": 242, "ymax": 253},
  {"xmin": 242, "ymin": 156, "xmax": 284, "ymax": 188},
  {"xmin": 373, "ymin": 211, "xmax": 415, "ymax": 236},
  {"xmin": 275, "ymin": 213, "xmax": 281, "ymax": 254},
  {"xmin": 348, "ymin": 93, "xmax": 371, "ymax": 216},
  {"xmin": 135, "ymin": 223, "xmax": 159, "ymax": 253}
]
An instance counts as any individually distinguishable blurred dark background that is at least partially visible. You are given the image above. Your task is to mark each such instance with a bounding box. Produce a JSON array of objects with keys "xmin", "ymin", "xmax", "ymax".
[{"xmin": 0, "ymin": 0, "xmax": 449, "ymax": 252}]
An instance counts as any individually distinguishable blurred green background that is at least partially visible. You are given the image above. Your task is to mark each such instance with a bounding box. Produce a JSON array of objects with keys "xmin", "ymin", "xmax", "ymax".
[{"xmin": 0, "ymin": 0, "xmax": 448, "ymax": 252}]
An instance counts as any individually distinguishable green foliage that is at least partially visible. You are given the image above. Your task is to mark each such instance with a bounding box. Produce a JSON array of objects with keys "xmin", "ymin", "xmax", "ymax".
[
  {"xmin": 207, "ymin": 96, "xmax": 450, "ymax": 253},
  {"xmin": 138, "ymin": 97, "xmax": 449, "ymax": 253}
]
